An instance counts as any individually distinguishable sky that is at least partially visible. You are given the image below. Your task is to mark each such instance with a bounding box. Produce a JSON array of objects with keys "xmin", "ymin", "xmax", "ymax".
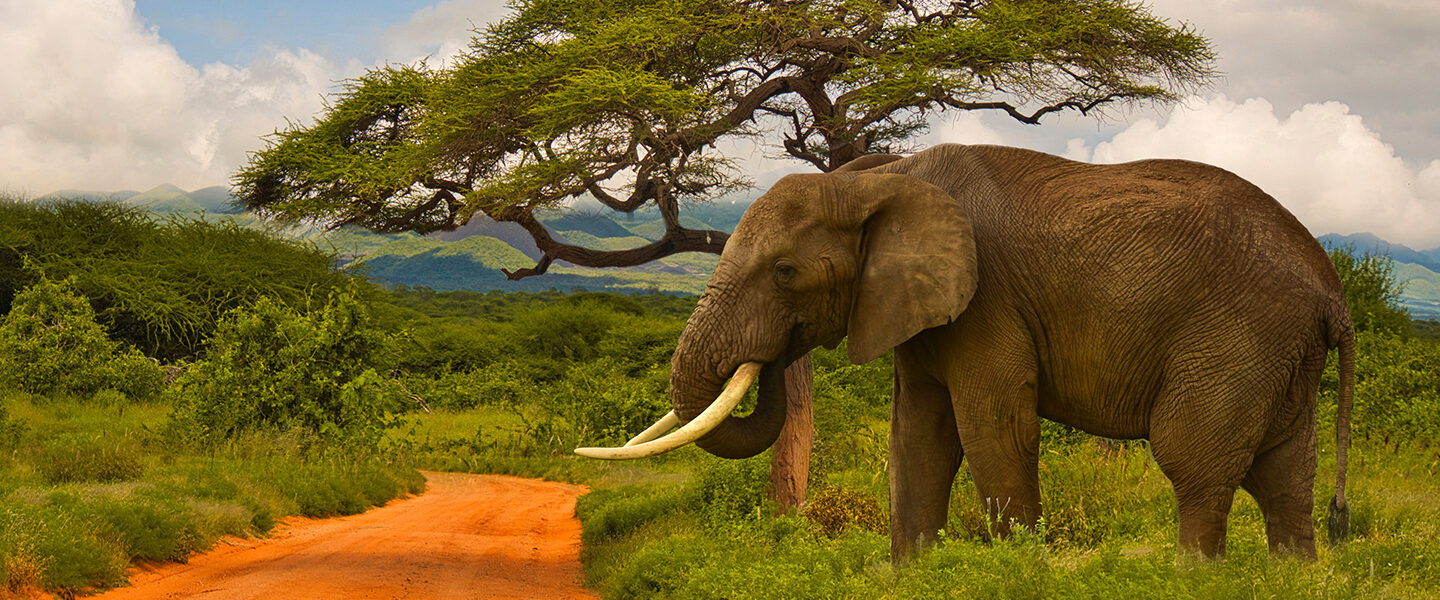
[{"xmin": 2, "ymin": 0, "xmax": 1438, "ymax": 247}]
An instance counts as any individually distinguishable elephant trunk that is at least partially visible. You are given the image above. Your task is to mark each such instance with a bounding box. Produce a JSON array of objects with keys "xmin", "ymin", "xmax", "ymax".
[{"xmin": 668, "ymin": 309, "xmax": 789, "ymax": 459}]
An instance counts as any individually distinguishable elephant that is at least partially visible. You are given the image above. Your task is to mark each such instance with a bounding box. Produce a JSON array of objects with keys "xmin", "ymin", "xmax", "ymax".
[{"xmin": 576, "ymin": 143, "xmax": 1354, "ymax": 562}]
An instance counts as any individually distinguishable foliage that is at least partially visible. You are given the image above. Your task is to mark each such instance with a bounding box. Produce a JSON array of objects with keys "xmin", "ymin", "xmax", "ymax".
[
  {"xmin": 0, "ymin": 277, "xmax": 162, "ymax": 400},
  {"xmin": 804, "ymin": 485, "xmax": 889, "ymax": 538},
  {"xmin": 166, "ymin": 284, "xmax": 403, "ymax": 449},
  {"xmin": 1320, "ymin": 330, "xmax": 1440, "ymax": 445},
  {"xmin": 236, "ymin": 0, "xmax": 1214, "ymax": 277},
  {"xmin": 0, "ymin": 394, "xmax": 424, "ymax": 596},
  {"xmin": 0, "ymin": 196, "xmax": 354, "ymax": 360},
  {"xmin": 1328, "ymin": 243, "xmax": 1411, "ymax": 336}
]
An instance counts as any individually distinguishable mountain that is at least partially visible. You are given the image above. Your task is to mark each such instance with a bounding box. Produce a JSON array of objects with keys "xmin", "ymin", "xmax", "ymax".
[
  {"xmin": 1318, "ymin": 233, "xmax": 1440, "ymax": 273},
  {"xmin": 431, "ymin": 213, "xmax": 562, "ymax": 260},
  {"xmin": 1395, "ymin": 262, "xmax": 1440, "ymax": 319},
  {"xmin": 40, "ymin": 189, "xmax": 140, "ymax": 203},
  {"xmin": 42, "ymin": 184, "xmax": 244, "ymax": 215}
]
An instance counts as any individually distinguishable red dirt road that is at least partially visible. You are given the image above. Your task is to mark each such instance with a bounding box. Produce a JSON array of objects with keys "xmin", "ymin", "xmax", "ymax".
[{"xmin": 94, "ymin": 472, "xmax": 595, "ymax": 600}]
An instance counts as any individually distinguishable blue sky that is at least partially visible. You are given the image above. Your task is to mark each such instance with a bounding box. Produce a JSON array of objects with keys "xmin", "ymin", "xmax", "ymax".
[
  {"xmin": 3, "ymin": 0, "xmax": 1439, "ymax": 246},
  {"xmin": 133, "ymin": 0, "xmax": 446, "ymax": 67}
]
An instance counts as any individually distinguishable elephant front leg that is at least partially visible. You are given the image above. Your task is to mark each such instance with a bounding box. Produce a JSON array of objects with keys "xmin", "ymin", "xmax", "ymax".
[{"xmin": 889, "ymin": 368, "xmax": 962, "ymax": 564}]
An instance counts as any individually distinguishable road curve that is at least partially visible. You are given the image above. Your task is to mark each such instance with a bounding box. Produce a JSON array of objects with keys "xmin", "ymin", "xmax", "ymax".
[{"xmin": 93, "ymin": 472, "xmax": 595, "ymax": 600}]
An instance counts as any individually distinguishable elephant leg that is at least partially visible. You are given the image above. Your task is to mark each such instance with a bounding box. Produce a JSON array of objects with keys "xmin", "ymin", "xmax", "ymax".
[
  {"xmin": 1149, "ymin": 365, "xmax": 1274, "ymax": 559},
  {"xmin": 958, "ymin": 402, "xmax": 1041, "ymax": 539},
  {"xmin": 1241, "ymin": 428, "xmax": 1317, "ymax": 557},
  {"xmin": 1242, "ymin": 350, "xmax": 1322, "ymax": 557},
  {"xmin": 889, "ymin": 362, "xmax": 962, "ymax": 563}
]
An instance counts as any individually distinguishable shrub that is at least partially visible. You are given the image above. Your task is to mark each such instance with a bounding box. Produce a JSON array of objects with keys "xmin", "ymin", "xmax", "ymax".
[
  {"xmin": 0, "ymin": 277, "xmax": 163, "ymax": 400},
  {"xmin": 805, "ymin": 485, "xmax": 889, "ymax": 537},
  {"xmin": 167, "ymin": 284, "xmax": 402, "ymax": 449},
  {"xmin": 691, "ymin": 456, "xmax": 772, "ymax": 523},
  {"xmin": 0, "ymin": 198, "xmax": 354, "ymax": 360},
  {"xmin": 547, "ymin": 359, "xmax": 670, "ymax": 447},
  {"xmin": 1320, "ymin": 330, "xmax": 1440, "ymax": 444},
  {"xmin": 1327, "ymin": 244, "xmax": 1410, "ymax": 336}
]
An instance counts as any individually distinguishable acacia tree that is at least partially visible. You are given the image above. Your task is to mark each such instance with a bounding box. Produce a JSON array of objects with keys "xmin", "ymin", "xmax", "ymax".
[{"xmin": 236, "ymin": 0, "xmax": 1215, "ymax": 507}]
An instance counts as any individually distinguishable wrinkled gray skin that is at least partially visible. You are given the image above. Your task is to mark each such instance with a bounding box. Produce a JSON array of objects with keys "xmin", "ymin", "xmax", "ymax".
[{"xmin": 668, "ymin": 144, "xmax": 1354, "ymax": 562}]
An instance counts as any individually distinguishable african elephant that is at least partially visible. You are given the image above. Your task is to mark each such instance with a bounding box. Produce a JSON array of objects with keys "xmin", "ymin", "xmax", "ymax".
[{"xmin": 577, "ymin": 144, "xmax": 1354, "ymax": 562}]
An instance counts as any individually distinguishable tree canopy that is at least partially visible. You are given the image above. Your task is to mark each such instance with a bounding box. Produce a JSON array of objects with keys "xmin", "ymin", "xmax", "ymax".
[{"xmin": 236, "ymin": 0, "xmax": 1215, "ymax": 278}]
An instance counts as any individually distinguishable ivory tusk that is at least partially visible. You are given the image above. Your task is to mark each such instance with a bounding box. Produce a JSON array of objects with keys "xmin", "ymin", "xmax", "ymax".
[
  {"xmin": 575, "ymin": 362, "xmax": 762, "ymax": 460},
  {"xmin": 624, "ymin": 411, "xmax": 679, "ymax": 447}
]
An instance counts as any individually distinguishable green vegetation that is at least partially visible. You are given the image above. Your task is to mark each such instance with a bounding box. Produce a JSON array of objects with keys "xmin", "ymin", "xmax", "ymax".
[
  {"xmin": 0, "ymin": 197, "xmax": 351, "ymax": 360},
  {"xmin": 0, "ymin": 199, "xmax": 420, "ymax": 596},
  {"xmin": 0, "ymin": 277, "xmax": 161, "ymax": 400},
  {"xmin": 1328, "ymin": 243, "xmax": 1411, "ymax": 336},
  {"xmin": 166, "ymin": 285, "xmax": 403, "ymax": 450}
]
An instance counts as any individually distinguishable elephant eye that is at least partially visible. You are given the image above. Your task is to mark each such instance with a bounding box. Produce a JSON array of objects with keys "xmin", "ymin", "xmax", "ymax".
[{"xmin": 774, "ymin": 262, "xmax": 797, "ymax": 286}]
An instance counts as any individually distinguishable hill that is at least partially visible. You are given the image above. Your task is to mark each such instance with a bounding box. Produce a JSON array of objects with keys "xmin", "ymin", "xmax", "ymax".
[{"xmin": 1319, "ymin": 232, "xmax": 1440, "ymax": 273}]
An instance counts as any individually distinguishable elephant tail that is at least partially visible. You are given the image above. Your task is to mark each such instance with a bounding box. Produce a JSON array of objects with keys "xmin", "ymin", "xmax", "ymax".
[{"xmin": 1326, "ymin": 304, "xmax": 1354, "ymax": 546}]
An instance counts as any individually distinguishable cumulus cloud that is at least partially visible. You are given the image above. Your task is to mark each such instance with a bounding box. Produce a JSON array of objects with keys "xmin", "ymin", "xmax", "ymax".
[
  {"xmin": 381, "ymin": 0, "xmax": 515, "ymax": 67},
  {"xmin": 0, "ymin": 0, "xmax": 338, "ymax": 193},
  {"xmin": 1142, "ymin": 0, "xmax": 1440, "ymax": 162},
  {"xmin": 1068, "ymin": 95, "xmax": 1440, "ymax": 248}
]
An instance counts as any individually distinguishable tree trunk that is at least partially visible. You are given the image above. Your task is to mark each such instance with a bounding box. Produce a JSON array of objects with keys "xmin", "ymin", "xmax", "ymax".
[{"xmin": 769, "ymin": 353, "xmax": 813, "ymax": 512}]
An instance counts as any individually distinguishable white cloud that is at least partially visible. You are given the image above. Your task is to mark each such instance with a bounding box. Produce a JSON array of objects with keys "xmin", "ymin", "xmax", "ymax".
[
  {"xmin": 0, "ymin": 0, "xmax": 338, "ymax": 193},
  {"xmin": 381, "ymin": 0, "xmax": 515, "ymax": 67},
  {"xmin": 1073, "ymin": 95, "xmax": 1440, "ymax": 248}
]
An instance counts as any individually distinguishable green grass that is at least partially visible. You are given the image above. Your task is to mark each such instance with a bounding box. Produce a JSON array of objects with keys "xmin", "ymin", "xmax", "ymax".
[
  {"xmin": 572, "ymin": 437, "xmax": 1440, "ymax": 599},
  {"xmin": 0, "ymin": 393, "xmax": 423, "ymax": 596}
]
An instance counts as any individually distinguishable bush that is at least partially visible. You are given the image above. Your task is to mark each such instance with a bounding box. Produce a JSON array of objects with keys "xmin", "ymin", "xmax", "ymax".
[
  {"xmin": 692, "ymin": 456, "xmax": 772, "ymax": 523},
  {"xmin": 1327, "ymin": 244, "xmax": 1410, "ymax": 336},
  {"xmin": 805, "ymin": 485, "xmax": 889, "ymax": 537},
  {"xmin": 167, "ymin": 284, "xmax": 402, "ymax": 449},
  {"xmin": 0, "ymin": 198, "xmax": 353, "ymax": 360},
  {"xmin": 547, "ymin": 359, "xmax": 671, "ymax": 447},
  {"xmin": 0, "ymin": 277, "xmax": 163, "ymax": 400},
  {"xmin": 1320, "ymin": 330, "xmax": 1440, "ymax": 444}
]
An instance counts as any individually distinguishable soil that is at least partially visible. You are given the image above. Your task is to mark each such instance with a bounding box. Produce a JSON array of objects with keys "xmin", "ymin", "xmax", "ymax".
[{"xmin": 91, "ymin": 472, "xmax": 595, "ymax": 600}]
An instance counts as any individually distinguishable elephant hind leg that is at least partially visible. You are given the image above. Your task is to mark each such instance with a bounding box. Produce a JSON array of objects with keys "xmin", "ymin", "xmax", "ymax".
[
  {"xmin": 1241, "ymin": 432, "xmax": 1317, "ymax": 558},
  {"xmin": 1242, "ymin": 348, "xmax": 1323, "ymax": 558},
  {"xmin": 889, "ymin": 363, "xmax": 962, "ymax": 563},
  {"xmin": 1149, "ymin": 363, "xmax": 1277, "ymax": 558}
]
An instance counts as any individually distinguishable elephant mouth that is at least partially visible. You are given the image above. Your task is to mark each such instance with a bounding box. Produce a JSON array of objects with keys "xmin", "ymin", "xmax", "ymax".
[
  {"xmin": 575, "ymin": 325, "xmax": 808, "ymax": 461},
  {"xmin": 574, "ymin": 361, "xmax": 764, "ymax": 460}
]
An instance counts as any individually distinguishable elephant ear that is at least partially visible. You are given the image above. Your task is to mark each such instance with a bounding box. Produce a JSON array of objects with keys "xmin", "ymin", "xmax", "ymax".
[{"xmin": 844, "ymin": 173, "xmax": 978, "ymax": 364}]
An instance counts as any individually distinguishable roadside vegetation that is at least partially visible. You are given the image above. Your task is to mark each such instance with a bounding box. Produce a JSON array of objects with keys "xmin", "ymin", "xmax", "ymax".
[
  {"xmin": 0, "ymin": 197, "xmax": 422, "ymax": 597},
  {"xmin": 1, "ymin": 194, "xmax": 1436, "ymax": 598}
]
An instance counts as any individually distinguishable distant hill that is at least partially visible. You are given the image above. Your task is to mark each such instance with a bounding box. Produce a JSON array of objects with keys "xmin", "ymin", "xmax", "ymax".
[
  {"xmin": 431, "ymin": 213, "xmax": 562, "ymax": 260},
  {"xmin": 1318, "ymin": 233, "xmax": 1440, "ymax": 273},
  {"xmin": 41, "ymin": 184, "xmax": 243, "ymax": 215},
  {"xmin": 1395, "ymin": 262, "xmax": 1440, "ymax": 320},
  {"xmin": 540, "ymin": 212, "xmax": 636, "ymax": 239},
  {"xmin": 40, "ymin": 189, "xmax": 140, "ymax": 203}
]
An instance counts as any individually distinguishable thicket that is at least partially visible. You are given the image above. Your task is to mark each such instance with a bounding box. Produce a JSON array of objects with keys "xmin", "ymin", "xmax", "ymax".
[
  {"xmin": 0, "ymin": 201, "xmax": 423, "ymax": 596},
  {"xmin": 0, "ymin": 196, "xmax": 351, "ymax": 360},
  {"xmin": 1327, "ymin": 243, "xmax": 1411, "ymax": 336},
  {"xmin": 0, "ymin": 277, "xmax": 162, "ymax": 400},
  {"xmin": 167, "ymin": 284, "xmax": 404, "ymax": 450}
]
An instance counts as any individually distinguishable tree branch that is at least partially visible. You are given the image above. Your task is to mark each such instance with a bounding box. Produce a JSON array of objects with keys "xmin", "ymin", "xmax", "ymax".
[{"xmin": 497, "ymin": 208, "xmax": 730, "ymax": 280}]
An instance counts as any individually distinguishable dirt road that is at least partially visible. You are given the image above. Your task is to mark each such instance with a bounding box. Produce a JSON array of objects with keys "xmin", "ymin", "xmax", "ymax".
[{"xmin": 94, "ymin": 472, "xmax": 595, "ymax": 600}]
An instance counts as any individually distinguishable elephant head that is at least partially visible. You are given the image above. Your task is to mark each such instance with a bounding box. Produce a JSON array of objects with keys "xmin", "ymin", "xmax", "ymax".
[{"xmin": 576, "ymin": 171, "xmax": 979, "ymax": 460}]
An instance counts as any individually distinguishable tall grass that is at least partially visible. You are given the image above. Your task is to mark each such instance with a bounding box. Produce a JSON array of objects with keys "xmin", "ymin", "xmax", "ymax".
[{"xmin": 0, "ymin": 394, "xmax": 423, "ymax": 596}]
